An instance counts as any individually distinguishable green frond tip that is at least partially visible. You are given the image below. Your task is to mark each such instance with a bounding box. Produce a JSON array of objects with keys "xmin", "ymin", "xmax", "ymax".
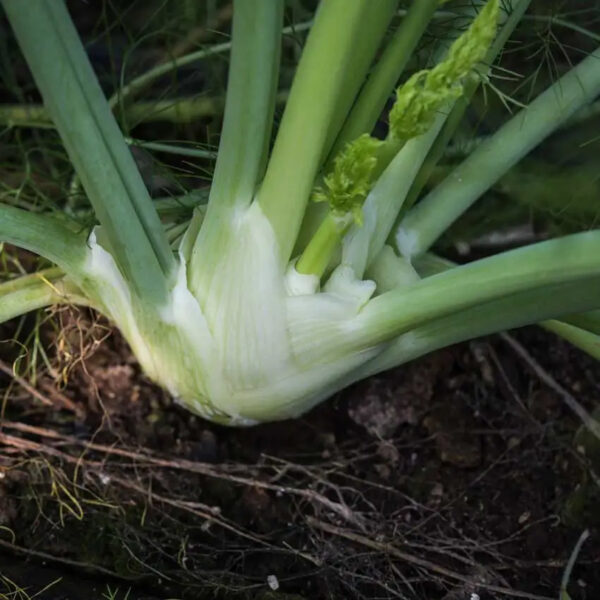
[
  {"xmin": 313, "ymin": 133, "xmax": 383, "ymax": 226},
  {"xmin": 389, "ymin": 0, "xmax": 499, "ymax": 141}
]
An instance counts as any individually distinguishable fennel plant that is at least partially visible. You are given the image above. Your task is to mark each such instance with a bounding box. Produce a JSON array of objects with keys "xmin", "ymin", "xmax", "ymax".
[{"xmin": 1, "ymin": 0, "xmax": 599, "ymax": 425}]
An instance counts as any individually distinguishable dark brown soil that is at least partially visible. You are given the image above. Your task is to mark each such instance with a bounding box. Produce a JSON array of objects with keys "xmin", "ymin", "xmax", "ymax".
[{"xmin": 0, "ymin": 309, "xmax": 598, "ymax": 600}]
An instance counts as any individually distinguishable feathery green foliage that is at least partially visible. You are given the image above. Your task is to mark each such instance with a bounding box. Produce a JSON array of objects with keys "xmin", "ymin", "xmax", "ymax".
[
  {"xmin": 313, "ymin": 134, "xmax": 383, "ymax": 226},
  {"xmin": 389, "ymin": 0, "xmax": 499, "ymax": 140}
]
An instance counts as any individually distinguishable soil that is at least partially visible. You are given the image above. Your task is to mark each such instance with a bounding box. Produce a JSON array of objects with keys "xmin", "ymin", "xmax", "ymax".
[{"xmin": 0, "ymin": 310, "xmax": 598, "ymax": 600}]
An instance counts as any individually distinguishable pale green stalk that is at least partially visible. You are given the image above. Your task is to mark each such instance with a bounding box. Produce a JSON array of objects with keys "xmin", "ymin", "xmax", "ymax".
[
  {"xmin": 364, "ymin": 245, "xmax": 419, "ymax": 293},
  {"xmin": 321, "ymin": 0, "xmax": 399, "ymax": 161},
  {"xmin": 0, "ymin": 98, "xmax": 222, "ymax": 129},
  {"xmin": 123, "ymin": 97, "xmax": 225, "ymax": 125},
  {"xmin": 401, "ymin": 0, "xmax": 533, "ymax": 212},
  {"xmin": 0, "ymin": 204, "xmax": 87, "ymax": 276},
  {"xmin": 562, "ymin": 310, "xmax": 600, "ymax": 335},
  {"xmin": 305, "ymin": 234, "xmax": 600, "ymax": 391},
  {"xmin": 199, "ymin": 0, "xmax": 283, "ymax": 213},
  {"xmin": 342, "ymin": 118, "xmax": 446, "ymax": 277},
  {"xmin": 331, "ymin": 0, "xmax": 439, "ymax": 155},
  {"xmin": 110, "ymin": 41, "xmax": 232, "ymax": 111},
  {"xmin": 295, "ymin": 215, "xmax": 340, "ymax": 278},
  {"xmin": 125, "ymin": 138, "xmax": 217, "ymax": 159},
  {"xmin": 356, "ymin": 273, "xmax": 600, "ymax": 379},
  {"xmin": 188, "ymin": 0, "xmax": 283, "ymax": 300},
  {"xmin": 400, "ymin": 251, "xmax": 600, "ymax": 360},
  {"xmin": 258, "ymin": 1, "xmax": 384, "ymax": 263},
  {"xmin": 341, "ymin": 0, "xmax": 509, "ymax": 277},
  {"xmin": 0, "ymin": 272, "xmax": 89, "ymax": 323},
  {"xmin": 0, "ymin": 104, "xmax": 53, "ymax": 128},
  {"xmin": 543, "ymin": 321, "xmax": 600, "ymax": 360},
  {"xmin": 0, "ymin": 268, "xmax": 63, "ymax": 290},
  {"xmin": 353, "ymin": 231, "xmax": 600, "ymax": 349},
  {"xmin": 125, "ymin": 92, "xmax": 289, "ymax": 125},
  {"xmin": 0, "ymin": 94, "xmax": 289, "ymax": 129},
  {"xmin": 397, "ymin": 45, "xmax": 600, "ymax": 258}
]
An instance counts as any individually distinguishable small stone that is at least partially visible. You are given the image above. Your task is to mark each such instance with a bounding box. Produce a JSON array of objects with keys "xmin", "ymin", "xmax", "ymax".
[
  {"xmin": 518, "ymin": 511, "xmax": 531, "ymax": 524},
  {"xmin": 267, "ymin": 574, "xmax": 279, "ymax": 591}
]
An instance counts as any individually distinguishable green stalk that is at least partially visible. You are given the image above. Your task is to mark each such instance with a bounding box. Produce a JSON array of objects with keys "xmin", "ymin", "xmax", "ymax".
[
  {"xmin": 0, "ymin": 268, "xmax": 63, "ymax": 292},
  {"xmin": 2, "ymin": 0, "xmax": 174, "ymax": 303},
  {"xmin": 562, "ymin": 310, "xmax": 600, "ymax": 336},
  {"xmin": 331, "ymin": 0, "xmax": 439, "ymax": 155},
  {"xmin": 357, "ymin": 275, "xmax": 600, "ymax": 379},
  {"xmin": 121, "ymin": 97, "xmax": 225, "ymax": 125},
  {"xmin": 125, "ymin": 138, "xmax": 217, "ymax": 160},
  {"xmin": 542, "ymin": 321, "xmax": 600, "ymax": 361},
  {"xmin": 415, "ymin": 258, "xmax": 600, "ymax": 342},
  {"xmin": 200, "ymin": 0, "xmax": 283, "ymax": 214},
  {"xmin": 0, "ymin": 98, "xmax": 221, "ymax": 129},
  {"xmin": 332, "ymin": 242, "xmax": 600, "ymax": 379},
  {"xmin": 0, "ymin": 272, "xmax": 89, "ymax": 324},
  {"xmin": 364, "ymin": 245, "xmax": 419, "ymax": 293},
  {"xmin": 108, "ymin": 21, "xmax": 315, "ymax": 112},
  {"xmin": 0, "ymin": 104, "xmax": 53, "ymax": 128},
  {"xmin": 0, "ymin": 204, "xmax": 87, "ymax": 276},
  {"xmin": 340, "ymin": 0, "xmax": 507, "ymax": 278},
  {"xmin": 258, "ymin": 1, "xmax": 381, "ymax": 263},
  {"xmin": 0, "ymin": 95, "xmax": 290, "ymax": 129},
  {"xmin": 188, "ymin": 0, "xmax": 283, "ymax": 298},
  {"xmin": 321, "ymin": 0, "xmax": 399, "ymax": 162},
  {"xmin": 342, "ymin": 120, "xmax": 445, "ymax": 277},
  {"xmin": 110, "ymin": 41, "xmax": 232, "ymax": 112},
  {"xmin": 126, "ymin": 92, "xmax": 289, "ymax": 125},
  {"xmin": 397, "ymin": 45, "xmax": 600, "ymax": 258},
  {"xmin": 153, "ymin": 190, "xmax": 208, "ymax": 215},
  {"xmin": 295, "ymin": 214, "xmax": 341, "ymax": 278},
  {"xmin": 353, "ymin": 231, "xmax": 600, "ymax": 350},
  {"xmin": 411, "ymin": 252, "xmax": 600, "ymax": 359},
  {"xmin": 401, "ymin": 0, "xmax": 533, "ymax": 213}
]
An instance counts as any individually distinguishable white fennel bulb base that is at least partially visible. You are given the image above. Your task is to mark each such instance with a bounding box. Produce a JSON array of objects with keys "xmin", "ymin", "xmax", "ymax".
[{"xmin": 82, "ymin": 203, "xmax": 385, "ymax": 425}]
